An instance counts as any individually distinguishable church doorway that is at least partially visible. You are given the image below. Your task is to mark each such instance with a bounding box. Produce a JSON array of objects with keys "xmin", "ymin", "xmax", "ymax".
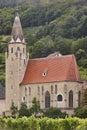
[{"xmin": 45, "ymin": 91, "xmax": 50, "ymax": 108}]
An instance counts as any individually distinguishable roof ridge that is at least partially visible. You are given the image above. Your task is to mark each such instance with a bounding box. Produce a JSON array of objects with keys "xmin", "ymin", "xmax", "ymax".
[{"xmin": 29, "ymin": 54, "xmax": 74, "ymax": 61}]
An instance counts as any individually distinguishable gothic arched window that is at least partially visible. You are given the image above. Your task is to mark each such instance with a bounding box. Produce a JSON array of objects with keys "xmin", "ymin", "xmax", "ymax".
[
  {"xmin": 78, "ymin": 91, "xmax": 81, "ymax": 107},
  {"xmin": 69, "ymin": 90, "xmax": 73, "ymax": 108},
  {"xmin": 45, "ymin": 91, "xmax": 50, "ymax": 108},
  {"xmin": 57, "ymin": 94, "xmax": 63, "ymax": 101},
  {"xmin": 17, "ymin": 47, "xmax": 20, "ymax": 51},
  {"xmin": 11, "ymin": 47, "xmax": 13, "ymax": 53}
]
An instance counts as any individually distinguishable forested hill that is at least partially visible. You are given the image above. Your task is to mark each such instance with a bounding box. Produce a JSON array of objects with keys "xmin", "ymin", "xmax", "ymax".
[
  {"xmin": 0, "ymin": 0, "xmax": 56, "ymax": 8},
  {"xmin": 0, "ymin": 0, "xmax": 87, "ymax": 85}
]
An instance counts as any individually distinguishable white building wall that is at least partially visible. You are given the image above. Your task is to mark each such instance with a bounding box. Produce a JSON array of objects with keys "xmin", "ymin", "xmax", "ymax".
[{"xmin": 20, "ymin": 81, "xmax": 83, "ymax": 114}]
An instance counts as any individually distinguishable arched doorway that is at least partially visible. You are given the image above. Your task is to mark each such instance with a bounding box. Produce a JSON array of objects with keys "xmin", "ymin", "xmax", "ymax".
[
  {"xmin": 69, "ymin": 90, "xmax": 73, "ymax": 108},
  {"xmin": 45, "ymin": 91, "xmax": 50, "ymax": 108}
]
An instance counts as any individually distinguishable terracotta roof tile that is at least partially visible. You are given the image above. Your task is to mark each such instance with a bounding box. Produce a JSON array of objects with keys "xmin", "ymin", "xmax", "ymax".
[{"xmin": 21, "ymin": 55, "xmax": 81, "ymax": 85}]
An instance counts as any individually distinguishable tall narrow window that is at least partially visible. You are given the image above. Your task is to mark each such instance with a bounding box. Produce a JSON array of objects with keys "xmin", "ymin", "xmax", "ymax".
[
  {"xmin": 69, "ymin": 90, "xmax": 73, "ymax": 108},
  {"xmin": 11, "ymin": 48, "xmax": 13, "ymax": 53},
  {"xmin": 42, "ymin": 86, "xmax": 44, "ymax": 95},
  {"xmin": 45, "ymin": 91, "xmax": 50, "ymax": 108},
  {"xmin": 78, "ymin": 91, "xmax": 81, "ymax": 107},
  {"xmin": 17, "ymin": 47, "xmax": 20, "ymax": 51},
  {"xmin": 25, "ymin": 87, "xmax": 27, "ymax": 96},
  {"xmin": 23, "ymin": 48, "xmax": 25, "ymax": 53},
  {"xmin": 38, "ymin": 86, "xmax": 40, "ymax": 95},
  {"xmin": 24, "ymin": 59, "xmax": 25, "ymax": 65},
  {"xmin": 64, "ymin": 84, "xmax": 67, "ymax": 93},
  {"xmin": 51, "ymin": 85, "xmax": 53, "ymax": 94},
  {"xmin": 20, "ymin": 53, "xmax": 22, "ymax": 58},
  {"xmin": 55, "ymin": 85, "xmax": 57, "ymax": 94},
  {"xmin": 29, "ymin": 87, "xmax": 31, "ymax": 95}
]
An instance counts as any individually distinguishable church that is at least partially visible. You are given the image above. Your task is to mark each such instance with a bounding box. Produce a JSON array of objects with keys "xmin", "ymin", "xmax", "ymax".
[{"xmin": 0, "ymin": 10, "xmax": 83, "ymax": 116}]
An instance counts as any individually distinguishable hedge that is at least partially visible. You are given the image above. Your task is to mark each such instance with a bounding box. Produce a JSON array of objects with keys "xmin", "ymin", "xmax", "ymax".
[{"xmin": 0, "ymin": 116, "xmax": 87, "ymax": 130}]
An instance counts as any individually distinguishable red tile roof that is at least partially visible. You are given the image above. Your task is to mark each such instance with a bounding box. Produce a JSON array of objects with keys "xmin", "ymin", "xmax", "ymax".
[{"xmin": 21, "ymin": 55, "xmax": 81, "ymax": 85}]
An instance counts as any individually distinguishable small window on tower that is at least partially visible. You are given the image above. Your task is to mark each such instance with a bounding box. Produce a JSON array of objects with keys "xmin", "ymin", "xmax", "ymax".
[
  {"xmin": 20, "ymin": 53, "xmax": 22, "ymax": 58},
  {"xmin": 17, "ymin": 47, "xmax": 20, "ymax": 51},
  {"xmin": 24, "ymin": 59, "xmax": 25, "ymax": 65},
  {"xmin": 23, "ymin": 48, "xmax": 25, "ymax": 53},
  {"xmin": 11, "ymin": 48, "xmax": 13, "ymax": 53},
  {"xmin": 22, "ymin": 96, "xmax": 25, "ymax": 102}
]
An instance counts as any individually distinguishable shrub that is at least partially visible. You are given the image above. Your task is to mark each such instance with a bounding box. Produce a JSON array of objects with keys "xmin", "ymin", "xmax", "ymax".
[{"xmin": 43, "ymin": 107, "xmax": 67, "ymax": 118}]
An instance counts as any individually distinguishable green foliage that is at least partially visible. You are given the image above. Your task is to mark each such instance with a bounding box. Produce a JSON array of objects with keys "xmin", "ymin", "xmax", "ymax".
[
  {"xmin": 1, "ymin": 116, "xmax": 87, "ymax": 130},
  {"xmin": 18, "ymin": 98, "xmax": 41, "ymax": 118},
  {"xmin": 10, "ymin": 102, "xmax": 18, "ymax": 117},
  {"xmin": 31, "ymin": 36, "xmax": 54, "ymax": 58},
  {"xmin": 79, "ymin": 67, "xmax": 87, "ymax": 80},
  {"xmin": 0, "ymin": 116, "xmax": 6, "ymax": 130},
  {"xmin": 19, "ymin": 102, "xmax": 31, "ymax": 117},
  {"xmin": 31, "ymin": 97, "xmax": 40, "ymax": 114},
  {"xmin": 43, "ymin": 107, "xmax": 67, "ymax": 118},
  {"xmin": 74, "ymin": 106, "xmax": 87, "ymax": 118}
]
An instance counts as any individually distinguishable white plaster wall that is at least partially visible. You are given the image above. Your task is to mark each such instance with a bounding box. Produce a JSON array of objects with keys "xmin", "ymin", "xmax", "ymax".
[{"xmin": 20, "ymin": 81, "xmax": 83, "ymax": 113}]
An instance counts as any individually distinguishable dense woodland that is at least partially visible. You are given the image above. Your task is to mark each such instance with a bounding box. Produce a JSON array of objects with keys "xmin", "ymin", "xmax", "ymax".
[{"xmin": 0, "ymin": 0, "xmax": 87, "ymax": 85}]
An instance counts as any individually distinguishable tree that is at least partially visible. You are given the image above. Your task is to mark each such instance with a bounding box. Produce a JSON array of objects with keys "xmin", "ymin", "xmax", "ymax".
[
  {"xmin": 75, "ymin": 49, "xmax": 86, "ymax": 61},
  {"xmin": 19, "ymin": 102, "xmax": 31, "ymax": 117},
  {"xmin": 79, "ymin": 58, "xmax": 87, "ymax": 68},
  {"xmin": 55, "ymin": 37, "xmax": 72, "ymax": 55},
  {"xmin": 31, "ymin": 97, "xmax": 40, "ymax": 116},
  {"xmin": 10, "ymin": 102, "xmax": 18, "ymax": 117},
  {"xmin": 31, "ymin": 36, "xmax": 54, "ymax": 58}
]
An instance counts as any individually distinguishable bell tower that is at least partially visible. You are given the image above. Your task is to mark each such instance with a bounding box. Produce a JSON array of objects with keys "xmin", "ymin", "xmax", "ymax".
[{"xmin": 5, "ymin": 10, "xmax": 28, "ymax": 112}]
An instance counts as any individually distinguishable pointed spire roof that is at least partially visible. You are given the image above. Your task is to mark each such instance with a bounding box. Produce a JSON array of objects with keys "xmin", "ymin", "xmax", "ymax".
[{"xmin": 10, "ymin": 9, "xmax": 25, "ymax": 43}]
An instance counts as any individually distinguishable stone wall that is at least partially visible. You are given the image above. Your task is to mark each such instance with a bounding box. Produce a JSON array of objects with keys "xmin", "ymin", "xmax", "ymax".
[
  {"xmin": 20, "ymin": 81, "xmax": 83, "ymax": 114},
  {"xmin": 0, "ymin": 100, "xmax": 6, "ymax": 115}
]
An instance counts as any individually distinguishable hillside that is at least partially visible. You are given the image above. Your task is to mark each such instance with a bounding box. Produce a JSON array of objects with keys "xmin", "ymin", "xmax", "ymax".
[
  {"xmin": 0, "ymin": 0, "xmax": 87, "ymax": 85},
  {"xmin": 0, "ymin": 0, "xmax": 56, "ymax": 8}
]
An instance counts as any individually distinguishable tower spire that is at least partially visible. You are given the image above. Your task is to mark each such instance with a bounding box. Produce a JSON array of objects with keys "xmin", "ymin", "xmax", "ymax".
[
  {"xmin": 10, "ymin": 9, "xmax": 25, "ymax": 43},
  {"xmin": 16, "ymin": 8, "xmax": 19, "ymax": 16}
]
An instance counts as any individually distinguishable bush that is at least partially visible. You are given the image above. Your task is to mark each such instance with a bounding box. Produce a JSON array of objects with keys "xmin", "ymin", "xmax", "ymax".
[
  {"xmin": 43, "ymin": 107, "xmax": 67, "ymax": 118},
  {"xmin": 1, "ymin": 116, "xmax": 87, "ymax": 130},
  {"xmin": 74, "ymin": 107, "xmax": 87, "ymax": 118}
]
